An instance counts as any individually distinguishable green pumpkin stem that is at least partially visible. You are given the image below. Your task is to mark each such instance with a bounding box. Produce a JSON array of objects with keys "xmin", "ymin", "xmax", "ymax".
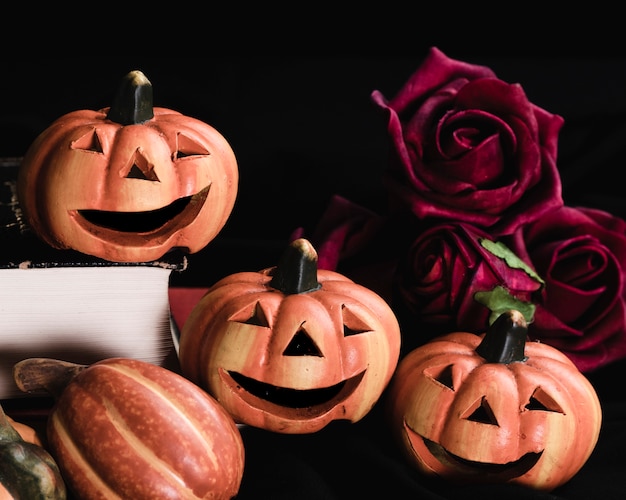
[
  {"xmin": 106, "ymin": 70, "xmax": 154, "ymax": 125},
  {"xmin": 475, "ymin": 309, "xmax": 528, "ymax": 364},
  {"xmin": 13, "ymin": 358, "xmax": 89, "ymax": 399},
  {"xmin": 269, "ymin": 238, "xmax": 321, "ymax": 295}
]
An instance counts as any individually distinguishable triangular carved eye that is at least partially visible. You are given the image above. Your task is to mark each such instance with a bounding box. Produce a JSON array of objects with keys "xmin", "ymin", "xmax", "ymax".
[
  {"xmin": 424, "ymin": 364, "xmax": 455, "ymax": 390},
  {"xmin": 174, "ymin": 133, "xmax": 210, "ymax": 160},
  {"xmin": 341, "ymin": 305, "xmax": 372, "ymax": 337},
  {"xmin": 229, "ymin": 302, "xmax": 270, "ymax": 328},
  {"xmin": 283, "ymin": 324, "xmax": 322, "ymax": 357},
  {"xmin": 71, "ymin": 129, "xmax": 103, "ymax": 153},
  {"xmin": 124, "ymin": 150, "xmax": 159, "ymax": 181},
  {"xmin": 462, "ymin": 397, "xmax": 499, "ymax": 426},
  {"xmin": 525, "ymin": 387, "xmax": 564, "ymax": 413}
]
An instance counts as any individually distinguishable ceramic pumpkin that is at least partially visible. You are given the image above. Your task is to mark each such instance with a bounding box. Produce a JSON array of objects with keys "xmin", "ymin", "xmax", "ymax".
[
  {"xmin": 13, "ymin": 357, "xmax": 245, "ymax": 500},
  {"xmin": 17, "ymin": 70, "xmax": 238, "ymax": 263},
  {"xmin": 386, "ymin": 309, "xmax": 602, "ymax": 492},
  {"xmin": 178, "ymin": 238, "xmax": 402, "ymax": 434}
]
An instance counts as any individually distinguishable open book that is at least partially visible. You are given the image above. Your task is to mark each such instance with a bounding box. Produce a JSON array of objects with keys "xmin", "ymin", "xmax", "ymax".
[{"xmin": 1, "ymin": 158, "xmax": 187, "ymax": 399}]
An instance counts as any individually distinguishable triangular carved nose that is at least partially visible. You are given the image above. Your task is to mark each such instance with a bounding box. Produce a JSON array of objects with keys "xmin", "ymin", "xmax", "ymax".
[
  {"xmin": 124, "ymin": 150, "xmax": 159, "ymax": 181},
  {"xmin": 464, "ymin": 397, "xmax": 499, "ymax": 426},
  {"xmin": 283, "ymin": 327, "xmax": 322, "ymax": 357}
]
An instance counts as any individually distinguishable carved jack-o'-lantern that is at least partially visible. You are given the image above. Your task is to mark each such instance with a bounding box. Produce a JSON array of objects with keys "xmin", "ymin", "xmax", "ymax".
[
  {"xmin": 17, "ymin": 70, "xmax": 238, "ymax": 263},
  {"xmin": 178, "ymin": 238, "xmax": 402, "ymax": 434},
  {"xmin": 386, "ymin": 310, "xmax": 602, "ymax": 492}
]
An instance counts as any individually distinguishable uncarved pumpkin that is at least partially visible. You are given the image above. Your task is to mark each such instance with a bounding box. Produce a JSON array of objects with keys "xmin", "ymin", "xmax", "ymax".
[
  {"xmin": 18, "ymin": 70, "xmax": 238, "ymax": 263},
  {"xmin": 386, "ymin": 310, "xmax": 602, "ymax": 492},
  {"xmin": 178, "ymin": 238, "xmax": 402, "ymax": 434},
  {"xmin": 13, "ymin": 357, "xmax": 245, "ymax": 500}
]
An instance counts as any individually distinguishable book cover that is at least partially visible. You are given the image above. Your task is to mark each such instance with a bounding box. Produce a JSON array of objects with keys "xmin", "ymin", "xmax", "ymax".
[{"xmin": 0, "ymin": 158, "xmax": 187, "ymax": 400}]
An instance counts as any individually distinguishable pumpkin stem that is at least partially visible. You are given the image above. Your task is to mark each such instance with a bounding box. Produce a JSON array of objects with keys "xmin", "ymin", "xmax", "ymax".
[
  {"xmin": 269, "ymin": 238, "xmax": 321, "ymax": 294},
  {"xmin": 13, "ymin": 358, "xmax": 89, "ymax": 399},
  {"xmin": 106, "ymin": 70, "xmax": 154, "ymax": 125},
  {"xmin": 475, "ymin": 309, "xmax": 528, "ymax": 364}
]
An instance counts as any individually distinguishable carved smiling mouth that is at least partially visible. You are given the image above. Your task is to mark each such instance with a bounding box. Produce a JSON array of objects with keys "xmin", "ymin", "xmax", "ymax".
[
  {"xmin": 74, "ymin": 185, "xmax": 210, "ymax": 235},
  {"xmin": 222, "ymin": 369, "xmax": 365, "ymax": 418},
  {"xmin": 404, "ymin": 422, "xmax": 543, "ymax": 481}
]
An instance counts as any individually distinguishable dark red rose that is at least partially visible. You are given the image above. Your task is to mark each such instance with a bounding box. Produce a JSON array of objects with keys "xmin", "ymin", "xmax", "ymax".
[
  {"xmin": 291, "ymin": 195, "xmax": 385, "ymax": 271},
  {"xmin": 371, "ymin": 47, "xmax": 564, "ymax": 236},
  {"xmin": 508, "ymin": 205, "xmax": 626, "ymax": 372},
  {"xmin": 394, "ymin": 222, "xmax": 544, "ymax": 351},
  {"xmin": 291, "ymin": 195, "xmax": 398, "ymax": 301}
]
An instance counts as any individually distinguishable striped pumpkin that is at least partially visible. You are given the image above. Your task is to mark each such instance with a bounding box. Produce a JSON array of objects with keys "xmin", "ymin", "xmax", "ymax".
[{"xmin": 15, "ymin": 357, "xmax": 245, "ymax": 500}]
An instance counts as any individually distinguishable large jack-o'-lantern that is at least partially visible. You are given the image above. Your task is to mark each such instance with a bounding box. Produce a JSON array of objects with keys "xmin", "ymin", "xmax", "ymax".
[
  {"xmin": 178, "ymin": 238, "xmax": 402, "ymax": 434},
  {"xmin": 385, "ymin": 309, "xmax": 602, "ymax": 491},
  {"xmin": 17, "ymin": 70, "xmax": 238, "ymax": 263}
]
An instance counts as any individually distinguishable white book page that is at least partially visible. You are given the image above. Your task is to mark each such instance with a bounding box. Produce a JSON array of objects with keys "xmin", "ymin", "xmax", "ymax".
[{"xmin": 0, "ymin": 265, "xmax": 175, "ymax": 399}]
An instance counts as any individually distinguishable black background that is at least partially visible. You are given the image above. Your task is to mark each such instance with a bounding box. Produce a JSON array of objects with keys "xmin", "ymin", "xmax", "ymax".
[
  {"xmin": 2, "ymin": 52, "xmax": 626, "ymax": 499},
  {"xmin": 3, "ymin": 54, "xmax": 626, "ymax": 286}
]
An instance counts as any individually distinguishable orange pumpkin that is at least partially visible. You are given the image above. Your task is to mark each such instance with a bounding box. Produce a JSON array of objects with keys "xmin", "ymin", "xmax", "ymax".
[
  {"xmin": 178, "ymin": 238, "xmax": 402, "ymax": 434},
  {"xmin": 17, "ymin": 70, "xmax": 238, "ymax": 263},
  {"xmin": 13, "ymin": 357, "xmax": 245, "ymax": 500},
  {"xmin": 385, "ymin": 310, "xmax": 602, "ymax": 492}
]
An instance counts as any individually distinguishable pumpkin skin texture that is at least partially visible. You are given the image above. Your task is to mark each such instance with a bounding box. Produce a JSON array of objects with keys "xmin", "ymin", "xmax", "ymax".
[
  {"xmin": 0, "ymin": 404, "xmax": 66, "ymax": 500},
  {"xmin": 13, "ymin": 357, "xmax": 245, "ymax": 500},
  {"xmin": 385, "ymin": 310, "xmax": 602, "ymax": 492},
  {"xmin": 17, "ymin": 70, "xmax": 238, "ymax": 263},
  {"xmin": 178, "ymin": 238, "xmax": 402, "ymax": 434}
]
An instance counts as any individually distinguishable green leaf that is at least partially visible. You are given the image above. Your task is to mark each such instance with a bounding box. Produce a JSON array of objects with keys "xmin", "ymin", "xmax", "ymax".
[
  {"xmin": 474, "ymin": 286, "xmax": 536, "ymax": 326},
  {"xmin": 479, "ymin": 238, "xmax": 545, "ymax": 286}
]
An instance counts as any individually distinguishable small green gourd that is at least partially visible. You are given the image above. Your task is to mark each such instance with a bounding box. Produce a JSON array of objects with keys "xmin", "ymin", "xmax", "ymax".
[{"xmin": 0, "ymin": 404, "xmax": 66, "ymax": 500}]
